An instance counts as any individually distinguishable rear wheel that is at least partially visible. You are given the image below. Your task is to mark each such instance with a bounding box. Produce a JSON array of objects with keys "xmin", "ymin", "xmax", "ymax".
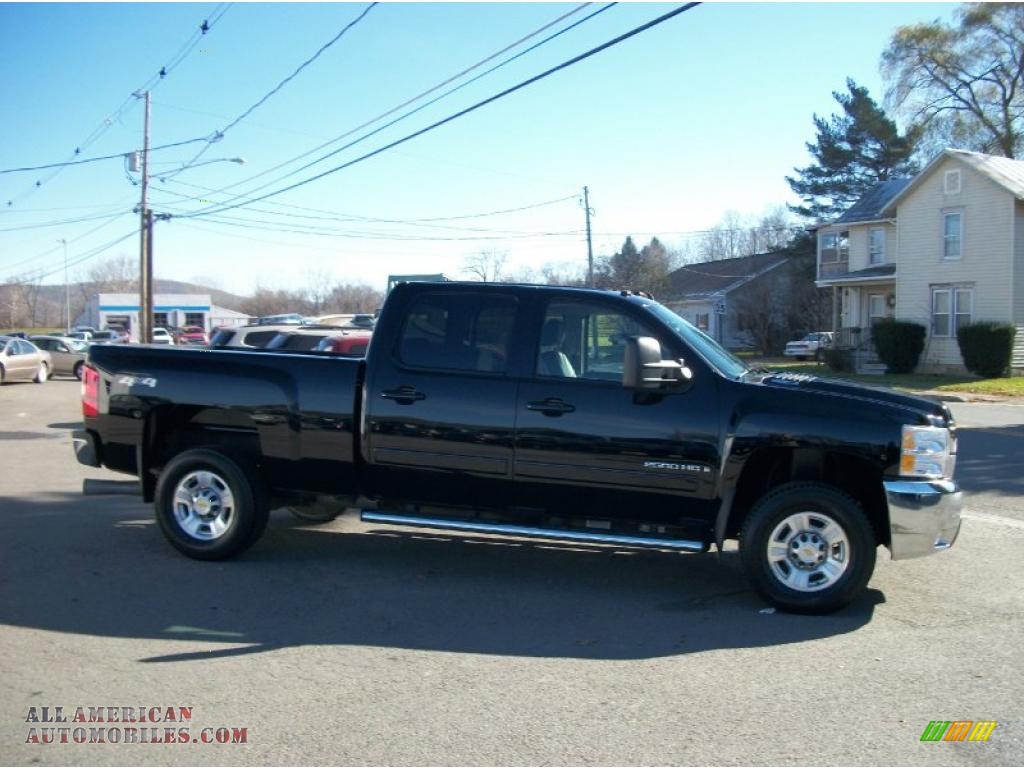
[
  {"xmin": 740, "ymin": 482, "xmax": 876, "ymax": 614},
  {"xmin": 33, "ymin": 362, "xmax": 48, "ymax": 383},
  {"xmin": 0, "ymin": 364, "xmax": 5, "ymax": 385},
  {"xmin": 154, "ymin": 448, "xmax": 268, "ymax": 560}
]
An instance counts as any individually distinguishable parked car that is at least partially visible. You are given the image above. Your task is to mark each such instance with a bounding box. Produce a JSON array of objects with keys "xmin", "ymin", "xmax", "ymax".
[
  {"xmin": 209, "ymin": 324, "xmax": 309, "ymax": 349},
  {"xmin": 91, "ymin": 328, "xmax": 130, "ymax": 344},
  {"xmin": 175, "ymin": 325, "xmax": 209, "ymax": 346},
  {"xmin": 151, "ymin": 327, "xmax": 175, "ymax": 345},
  {"xmin": 265, "ymin": 328, "xmax": 372, "ymax": 355},
  {"xmin": 257, "ymin": 313, "xmax": 303, "ymax": 326},
  {"xmin": 0, "ymin": 336, "xmax": 51, "ymax": 384},
  {"xmin": 784, "ymin": 332, "xmax": 834, "ymax": 360},
  {"xmin": 316, "ymin": 332, "xmax": 372, "ymax": 356},
  {"xmin": 74, "ymin": 282, "xmax": 962, "ymax": 614},
  {"xmin": 28, "ymin": 335, "xmax": 89, "ymax": 379},
  {"xmin": 67, "ymin": 330, "xmax": 93, "ymax": 342}
]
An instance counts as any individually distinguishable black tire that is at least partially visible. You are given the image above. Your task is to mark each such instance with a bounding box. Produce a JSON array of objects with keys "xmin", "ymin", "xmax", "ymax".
[
  {"xmin": 286, "ymin": 505, "xmax": 339, "ymax": 523},
  {"xmin": 740, "ymin": 482, "xmax": 876, "ymax": 614},
  {"xmin": 0, "ymin": 364, "xmax": 5, "ymax": 385},
  {"xmin": 154, "ymin": 448, "xmax": 269, "ymax": 560},
  {"xmin": 33, "ymin": 362, "xmax": 49, "ymax": 384},
  {"xmin": 73, "ymin": 361, "xmax": 84, "ymax": 380}
]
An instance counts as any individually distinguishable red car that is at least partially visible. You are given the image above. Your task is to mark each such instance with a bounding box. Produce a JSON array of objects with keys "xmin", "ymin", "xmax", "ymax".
[
  {"xmin": 316, "ymin": 331, "xmax": 372, "ymax": 356},
  {"xmin": 175, "ymin": 325, "xmax": 209, "ymax": 346}
]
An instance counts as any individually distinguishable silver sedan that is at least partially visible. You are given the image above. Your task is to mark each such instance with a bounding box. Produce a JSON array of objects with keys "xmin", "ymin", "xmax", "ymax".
[
  {"xmin": 28, "ymin": 335, "xmax": 89, "ymax": 379},
  {"xmin": 0, "ymin": 336, "xmax": 52, "ymax": 384}
]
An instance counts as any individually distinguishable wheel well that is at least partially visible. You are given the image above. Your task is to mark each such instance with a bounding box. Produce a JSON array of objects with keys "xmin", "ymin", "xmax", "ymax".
[
  {"xmin": 144, "ymin": 406, "xmax": 261, "ymax": 499},
  {"xmin": 727, "ymin": 448, "xmax": 889, "ymax": 546}
]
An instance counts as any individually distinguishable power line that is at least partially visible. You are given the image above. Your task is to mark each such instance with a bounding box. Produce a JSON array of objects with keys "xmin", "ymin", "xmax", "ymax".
[
  {"xmin": 0, "ymin": 209, "xmax": 131, "ymax": 233},
  {"xmin": 0, "ymin": 137, "xmax": 213, "ymax": 176},
  {"xmin": 1, "ymin": 4, "xmax": 232, "ymax": 205},
  {"xmin": 176, "ymin": 2, "xmax": 617, "ymax": 207},
  {"xmin": 178, "ymin": 3, "xmax": 700, "ymax": 220},
  {"xmin": 0, "ymin": 213, "xmax": 132, "ymax": 274},
  {"xmin": 161, "ymin": 2, "xmax": 379, "ymax": 182},
  {"xmin": 149, "ymin": 181, "xmax": 580, "ymax": 231},
  {"xmin": 4, "ymin": 229, "xmax": 139, "ymax": 282}
]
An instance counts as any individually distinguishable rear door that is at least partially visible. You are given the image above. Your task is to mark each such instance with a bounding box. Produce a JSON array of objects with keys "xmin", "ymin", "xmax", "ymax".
[
  {"xmin": 363, "ymin": 289, "xmax": 521, "ymax": 509},
  {"xmin": 514, "ymin": 297, "xmax": 722, "ymax": 525}
]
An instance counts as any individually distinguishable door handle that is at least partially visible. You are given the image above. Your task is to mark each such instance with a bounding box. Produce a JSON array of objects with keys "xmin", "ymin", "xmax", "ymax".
[
  {"xmin": 526, "ymin": 398, "xmax": 576, "ymax": 416},
  {"xmin": 381, "ymin": 386, "xmax": 426, "ymax": 404}
]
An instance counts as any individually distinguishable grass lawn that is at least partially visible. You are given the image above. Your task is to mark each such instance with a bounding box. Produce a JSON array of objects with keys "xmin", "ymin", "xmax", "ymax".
[{"xmin": 758, "ymin": 358, "xmax": 1024, "ymax": 398}]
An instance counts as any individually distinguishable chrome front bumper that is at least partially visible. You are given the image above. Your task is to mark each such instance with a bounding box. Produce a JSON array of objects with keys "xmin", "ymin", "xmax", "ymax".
[{"xmin": 885, "ymin": 479, "xmax": 963, "ymax": 560}]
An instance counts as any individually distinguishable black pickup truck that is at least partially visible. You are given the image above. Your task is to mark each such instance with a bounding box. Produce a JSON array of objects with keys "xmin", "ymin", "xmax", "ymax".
[{"xmin": 74, "ymin": 281, "xmax": 962, "ymax": 613}]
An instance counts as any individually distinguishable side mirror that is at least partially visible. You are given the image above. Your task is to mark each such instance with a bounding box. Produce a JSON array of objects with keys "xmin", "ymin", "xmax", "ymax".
[{"xmin": 623, "ymin": 336, "xmax": 693, "ymax": 390}]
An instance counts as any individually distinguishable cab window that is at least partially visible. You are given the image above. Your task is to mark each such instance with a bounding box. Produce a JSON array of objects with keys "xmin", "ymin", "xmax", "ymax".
[{"xmin": 398, "ymin": 293, "xmax": 517, "ymax": 374}]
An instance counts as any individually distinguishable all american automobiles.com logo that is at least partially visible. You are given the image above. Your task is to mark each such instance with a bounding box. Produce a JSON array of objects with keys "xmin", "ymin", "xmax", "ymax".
[{"xmin": 24, "ymin": 706, "xmax": 248, "ymax": 745}]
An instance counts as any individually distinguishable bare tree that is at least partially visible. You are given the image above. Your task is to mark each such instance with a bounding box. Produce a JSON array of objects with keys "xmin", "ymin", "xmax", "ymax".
[
  {"xmin": 461, "ymin": 250, "xmax": 508, "ymax": 282},
  {"xmin": 883, "ymin": 3, "xmax": 1024, "ymax": 158},
  {"xmin": 697, "ymin": 209, "xmax": 797, "ymax": 262}
]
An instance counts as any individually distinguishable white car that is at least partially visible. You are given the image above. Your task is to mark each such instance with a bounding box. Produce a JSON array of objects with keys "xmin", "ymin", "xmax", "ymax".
[
  {"xmin": 151, "ymin": 327, "xmax": 175, "ymax": 345},
  {"xmin": 784, "ymin": 332, "xmax": 834, "ymax": 360}
]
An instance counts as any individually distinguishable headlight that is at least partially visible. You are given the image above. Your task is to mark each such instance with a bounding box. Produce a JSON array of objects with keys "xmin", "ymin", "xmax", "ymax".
[{"xmin": 900, "ymin": 425, "xmax": 953, "ymax": 478}]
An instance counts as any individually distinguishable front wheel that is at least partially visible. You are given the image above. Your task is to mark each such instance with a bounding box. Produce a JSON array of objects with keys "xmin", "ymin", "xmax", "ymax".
[
  {"xmin": 73, "ymin": 361, "xmax": 84, "ymax": 380},
  {"xmin": 154, "ymin": 448, "xmax": 268, "ymax": 560},
  {"xmin": 740, "ymin": 482, "xmax": 876, "ymax": 614},
  {"xmin": 34, "ymin": 362, "xmax": 48, "ymax": 383}
]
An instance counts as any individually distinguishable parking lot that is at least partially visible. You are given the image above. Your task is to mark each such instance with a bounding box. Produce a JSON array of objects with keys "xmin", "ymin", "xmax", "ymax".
[{"xmin": 1, "ymin": 378, "xmax": 1022, "ymax": 766}]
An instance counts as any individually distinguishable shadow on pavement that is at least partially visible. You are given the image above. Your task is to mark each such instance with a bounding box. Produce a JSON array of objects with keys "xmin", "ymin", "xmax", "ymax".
[
  {"xmin": 0, "ymin": 493, "xmax": 882, "ymax": 663},
  {"xmin": 956, "ymin": 424, "xmax": 1024, "ymax": 496}
]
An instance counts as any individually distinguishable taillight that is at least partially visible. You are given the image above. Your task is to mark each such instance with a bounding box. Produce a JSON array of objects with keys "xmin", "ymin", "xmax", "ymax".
[{"xmin": 82, "ymin": 365, "xmax": 100, "ymax": 418}]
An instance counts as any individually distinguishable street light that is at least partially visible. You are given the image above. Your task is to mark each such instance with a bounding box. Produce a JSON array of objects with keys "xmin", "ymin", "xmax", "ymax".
[
  {"xmin": 58, "ymin": 238, "xmax": 69, "ymax": 333},
  {"xmin": 156, "ymin": 157, "xmax": 246, "ymax": 183}
]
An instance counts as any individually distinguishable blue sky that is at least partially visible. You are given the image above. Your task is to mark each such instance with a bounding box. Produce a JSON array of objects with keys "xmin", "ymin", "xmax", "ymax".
[{"xmin": 0, "ymin": 1, "xmax": 959, "ymax": 296}]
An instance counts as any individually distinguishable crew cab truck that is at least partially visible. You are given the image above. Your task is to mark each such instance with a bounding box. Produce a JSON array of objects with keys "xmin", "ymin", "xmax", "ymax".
[{"xmin": 73, "ymin": 282, "xmax": 962, "ymax": 613}]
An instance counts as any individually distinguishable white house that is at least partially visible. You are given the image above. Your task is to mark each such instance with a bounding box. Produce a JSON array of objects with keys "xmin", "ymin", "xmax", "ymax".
[{"xmin": 816, "ymin": 149, "xmax": 1024, "ymax": 373}]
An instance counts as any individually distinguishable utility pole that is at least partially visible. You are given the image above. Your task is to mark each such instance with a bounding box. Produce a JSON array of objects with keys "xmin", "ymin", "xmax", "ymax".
[
  {"xmin": 583, "ymin": 186, "xmax": 594, "ymax": 288},
  {"xmin": 59, "ymin": 238, "xmax": 69, "ymax": 332},
  {"xmin": 137, "ymin": 90, "xmax": 152, "ymax": 344}
]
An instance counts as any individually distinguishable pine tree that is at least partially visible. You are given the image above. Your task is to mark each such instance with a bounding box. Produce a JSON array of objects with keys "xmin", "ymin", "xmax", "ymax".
[{"xmin": 786, "ymin": 79, "xmax": 919, "ymax": 221}]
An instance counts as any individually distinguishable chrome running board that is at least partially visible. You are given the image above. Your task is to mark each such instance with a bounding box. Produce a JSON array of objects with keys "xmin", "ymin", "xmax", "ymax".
[{"xmin": 360, "ymin": 511, "xmax": 707, "ymax": 552}]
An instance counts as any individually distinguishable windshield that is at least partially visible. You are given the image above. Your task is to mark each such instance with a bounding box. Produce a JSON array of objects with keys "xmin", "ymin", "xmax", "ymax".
[
  {"xmin": 65, "ymin": 339, "xmax": 89, "ymax": 352},
  {"xmin": 643, "ymin": 302, "xmax": 749, "ymax": 380}
]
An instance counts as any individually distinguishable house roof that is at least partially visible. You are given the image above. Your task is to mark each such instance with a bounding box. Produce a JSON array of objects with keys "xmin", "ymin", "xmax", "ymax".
[
  {"xmin": 832, "ymin": 178, "xmax": 910, "ymax": 225},
  {"xmin": 666, "ymin": 251, "xmax": 789, "ymax": 300},
  {"xmin": 880, "ymin": 149, "xmax": 1024, "ymax": 216}
]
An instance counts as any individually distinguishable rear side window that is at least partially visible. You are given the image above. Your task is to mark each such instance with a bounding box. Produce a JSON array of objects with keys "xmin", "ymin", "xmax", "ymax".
[
  {"xmin": 210, "ymin": 329, "xmax": 235, "ymax": 346},
  {"xmin": 398, "ymin": 294, "xmax": 517, "ymax": 374},
  {"xmin": 282, "ymin": 334, "xmax": 324, "ymax": 351},
  {"xmin": 242, "ymin": 330, "xmax": 281, "ymax": 347}
]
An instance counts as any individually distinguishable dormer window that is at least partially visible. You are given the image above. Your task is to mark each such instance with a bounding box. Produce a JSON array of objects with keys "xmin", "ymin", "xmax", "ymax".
[{"xmin": 944, "ymin": 169, "xmax": 961, "ymax": 195}]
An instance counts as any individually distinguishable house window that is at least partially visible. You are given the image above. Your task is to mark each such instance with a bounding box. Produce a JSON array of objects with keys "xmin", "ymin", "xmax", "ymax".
[
  {"xmin": 944, "ymin": 169, "xmax": 961, "ymax": 195},
  {"xmin": 943, "ymin": 212, "xmax": 962, "ymax": 259},
  {"xmin": 820, "ymin": 231, "xmax": 849, "ymax": 263},
  {"xmin": 695, "ymin": 313, "xmax": 709, "ymax": 332},
  {"xmin": 869, "ymin": 228, "xmax": 885, "ymax": 265},
  {"xmin": 868, "ymin": 294, "xmax": 886, "ymax": 324},
  {"xmin": 931, "ymin": 287, "xmax": 973, "ymax": 336}
]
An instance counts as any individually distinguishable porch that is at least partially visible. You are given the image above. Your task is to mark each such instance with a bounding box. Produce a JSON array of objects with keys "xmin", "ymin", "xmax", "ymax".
[{"xmin": 831, "ymin": 281, "xmax": 896, "ymax": 374}]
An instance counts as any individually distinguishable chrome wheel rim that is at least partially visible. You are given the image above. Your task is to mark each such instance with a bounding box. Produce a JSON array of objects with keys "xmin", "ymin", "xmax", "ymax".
[
  {"xmin": 766, "ymin": 511, "xmax": 849, "ymax": 592},
  {"xmin": 172, "ymin": 470, "xmax": 235, "ymax": 541},
  {"xmin": 37, "ymin": 364, "xmax": 47, "ymax": 382}
]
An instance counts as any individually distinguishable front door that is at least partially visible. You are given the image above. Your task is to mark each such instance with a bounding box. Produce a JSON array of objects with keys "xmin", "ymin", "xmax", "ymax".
[
  {"xmin": 363, "ymin": 290, "xmax": 522, "ymax": 510},
  {"xmin": 514, "ymin": 298, "xmax": 721, "ymax": 527}
]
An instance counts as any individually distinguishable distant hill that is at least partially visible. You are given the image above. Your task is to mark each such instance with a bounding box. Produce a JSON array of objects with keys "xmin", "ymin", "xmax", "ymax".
[{"xmin": 31, "ymin": 280, "xmax": 249, "ymax": 311}]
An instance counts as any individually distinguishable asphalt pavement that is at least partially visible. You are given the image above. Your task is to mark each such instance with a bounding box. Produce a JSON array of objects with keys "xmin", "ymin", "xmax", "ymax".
[{"xmin": 0, "ymin": 379, "xmax": 1021, "ymax": 766}]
